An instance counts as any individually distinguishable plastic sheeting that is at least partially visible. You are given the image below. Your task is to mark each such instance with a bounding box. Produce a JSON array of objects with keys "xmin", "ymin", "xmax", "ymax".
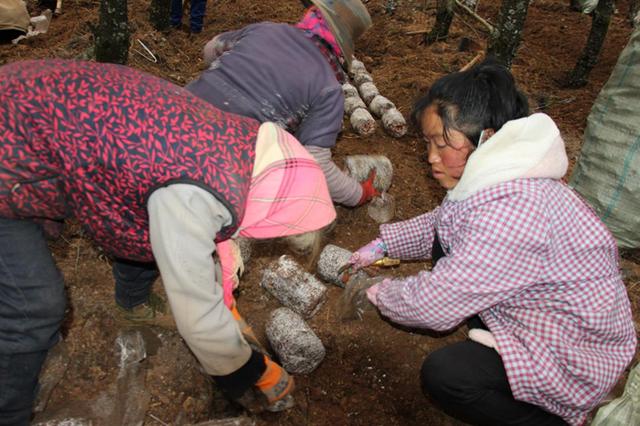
[
  {"xmin": 570, "ymin": 26, "xmax": 640, "ymax": 248},
  {"xmin": 591, "ymin": 363, "xmax": 640, "ymax": 426}
]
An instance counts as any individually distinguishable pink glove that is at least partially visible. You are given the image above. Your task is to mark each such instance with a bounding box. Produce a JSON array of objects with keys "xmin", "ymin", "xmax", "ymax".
[
  {"xmin": 348, "ymin": 237, "xmax": 387, "ymax": 271},
  {"xmin": 217, "ymin": 239, "xmax": 244, "ymax": 308}
]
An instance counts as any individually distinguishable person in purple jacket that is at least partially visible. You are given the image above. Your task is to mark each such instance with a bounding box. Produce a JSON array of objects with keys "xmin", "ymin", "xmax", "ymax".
[
  {"xmin": 345, "ymin": 59, "xmax": 636, "ymax": 425},
  {"xmin": 186, "ymin": 0, "xmax": 379, "ymax": 207},
  {"xmin": 170, "ymin": 0, "xmax": 207, "ymax": 34}
]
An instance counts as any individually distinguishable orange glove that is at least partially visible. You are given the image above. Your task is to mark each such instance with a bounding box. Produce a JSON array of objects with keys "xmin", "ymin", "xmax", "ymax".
[
  {"xmin": 230, "ymin": 305, "xmax": 265, "ymax": 353},
  {"xmin": 358, "ymin": 170, "xmax": 381, "ymax": 205},
  {"xmin": 255, "ymin": 355, "xmax": 295, "ymax": 412}
]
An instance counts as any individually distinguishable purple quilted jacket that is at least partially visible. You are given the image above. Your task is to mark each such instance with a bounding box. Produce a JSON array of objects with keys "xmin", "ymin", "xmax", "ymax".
[{"xmin": 0, "ymin": 60, "xmax": 258, "ymax": 262}]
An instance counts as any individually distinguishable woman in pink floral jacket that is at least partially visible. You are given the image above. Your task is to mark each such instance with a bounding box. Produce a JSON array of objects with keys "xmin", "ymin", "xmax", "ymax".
[
  {"xmin": 0, "ymin": 59, "xmax": 335, "ymax": 423},
  {"xmin": 348, "ymin": 59, "xmax": 636, "ymax": 425}
]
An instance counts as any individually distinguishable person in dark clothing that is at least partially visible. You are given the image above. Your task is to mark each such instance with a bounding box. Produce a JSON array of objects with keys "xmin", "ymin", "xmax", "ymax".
[
  {"xmin": 170, "ymin": 0, "xmax": 207, "ymax": 34},
  {"xmin": 186, "ymin": 0, "xmax": 378, "ymax": 207}
]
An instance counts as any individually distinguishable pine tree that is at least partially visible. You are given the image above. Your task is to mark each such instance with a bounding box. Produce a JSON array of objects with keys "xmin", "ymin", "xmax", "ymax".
[
  {"xmin": 487, "ymin": 0, "xmax": 531, "ymax": 67},
  {"xmin": 95, "ymin": 0, "xmax": 130, "ymax": 64},
  {"xmin": 149, "ymin": 0, "xmax": 172, "ymax": 31},
  {"xmin": 425, "ymin": 0, "xmax": 456, "ymax": 44},
  {"xmin": 565, "ymin": 0, "xmax": 615, "ymax": 87}
]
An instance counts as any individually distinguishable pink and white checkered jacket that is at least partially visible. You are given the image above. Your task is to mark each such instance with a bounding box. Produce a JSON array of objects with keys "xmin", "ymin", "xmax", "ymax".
[{"xmin": 375, "ymin": 114, "xmax": 637, "ymax": 425}]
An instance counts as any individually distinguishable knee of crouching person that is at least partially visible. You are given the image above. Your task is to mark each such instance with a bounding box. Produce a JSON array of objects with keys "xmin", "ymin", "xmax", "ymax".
[{"xmin": 420, "ymin": 349, "xmax": 451, "ymax": 401}]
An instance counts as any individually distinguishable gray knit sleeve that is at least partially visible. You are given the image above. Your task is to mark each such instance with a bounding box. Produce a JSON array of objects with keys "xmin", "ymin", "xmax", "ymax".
[{"xmin": 305, "ymin": 145, "xmax": 362, "ymax": 207}]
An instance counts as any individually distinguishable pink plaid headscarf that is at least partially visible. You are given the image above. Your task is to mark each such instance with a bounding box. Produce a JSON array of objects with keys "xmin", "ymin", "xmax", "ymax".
[
  {"xmin": 295, "ymin": 6, "xmax": 342, "ymax": 58},
  {"xmin": 239, "ymin": 124, "xmax": 335, "ymax": 239},
  {"xmin": 219, "ymin": 123, "xmax": 336, "ymax": 307}
]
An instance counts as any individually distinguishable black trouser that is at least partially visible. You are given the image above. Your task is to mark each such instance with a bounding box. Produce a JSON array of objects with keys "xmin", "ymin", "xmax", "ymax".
[
  {"xmin": 421, "ymin": 340, "xmax": 567, "ymax": 425},
  {"xmin": 0, "ymin": 218, "xmax": 66, "ymax": 425},
  {"xmin": 112, "ymin": 259, "xmax": 159, "ymax": 310}
]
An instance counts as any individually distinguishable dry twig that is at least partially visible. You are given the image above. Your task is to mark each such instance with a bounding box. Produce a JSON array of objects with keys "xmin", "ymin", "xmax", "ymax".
[
  {"xmin": 459, "ymin": 52, "xmax": 485, "ymax": 71},
  {"xmin": 454, "ymin": 0, "xmax": 494, "ymax": 33},
  {"xmin": 147, "ymin": 413, "xmax": 169, "ymax": 426}
]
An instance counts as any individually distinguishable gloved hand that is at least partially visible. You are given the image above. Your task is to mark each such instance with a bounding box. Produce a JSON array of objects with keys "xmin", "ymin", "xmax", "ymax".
[
  {"xmin": 357, "ymin": 170, "xmax": 381, "ymax": 206},
  {"xmin": 348, "ymin": 237, "xmax": 387, "ymax": 271},
  {"xmin": 255, "ymin": 355, "xmax": 296, "ymax": 412},
  {"xmin": 230, "ymin": 305, "xmax": 266, "ymax": 353},
  {"xmin": 217, "ymin": 239, "xmax": 244, "ymax": 308}
]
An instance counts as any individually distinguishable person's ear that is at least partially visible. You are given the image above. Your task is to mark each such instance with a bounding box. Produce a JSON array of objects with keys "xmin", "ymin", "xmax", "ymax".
[
  {"xmin": 478, "ymin": 128, "xmax": 496, "ymax": 146},
  {"xmin": 484, "ymin": 128, "xmax": 496, "ymax": 138}
]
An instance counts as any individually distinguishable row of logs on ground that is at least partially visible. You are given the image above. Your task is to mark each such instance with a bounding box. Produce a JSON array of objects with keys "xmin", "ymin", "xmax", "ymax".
[{"xmin": 344, "ymin": 59, "xmax": 407, "ymax": 138}]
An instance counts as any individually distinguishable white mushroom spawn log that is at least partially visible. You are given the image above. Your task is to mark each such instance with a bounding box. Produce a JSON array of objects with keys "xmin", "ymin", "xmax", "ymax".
[
  {"xmin": 317, "ymin": 244, "xmax": 352, "ymax": 287},
  {"xmin": 358, "ymin": 82, "xmax": 380, "ymax": 105},
  {"xmin": 381, "ymin": 108, "xmax": 408, "ymax": 138},
  {"xmin": 344, "ymin": 155, "xmax": 393, "ymax": 192},
  {"xmin": 344, "ymin": 96, "xmax": 367, "ymax": 115},
  {"xmin": 342, "ymin": 83, "xmax": 359, "ymax": 98},
  {"xmin": 260, "ymin": 255, "xmax": 327, "ymax": 318},
  {"xmin": 352, "ymin": 71, "xmax": 373, "ymax": 87},
  {"xmin": 349, "ymin": 108, "xmax": 376, "ymax": 136},
  {"xmin": 235, "ymin": 237, "xmax": 252, "ymax": 265},
  {"xmin": 349, "ymin": 59, "xmax": 367, "ymax": 77},
  {"xmin": 266, "ymin": 308, "xmax": 325, "ymax": 374},
  {"xmin": 369, "ymin": 95, "xmax": 396, "ymax": 118}
]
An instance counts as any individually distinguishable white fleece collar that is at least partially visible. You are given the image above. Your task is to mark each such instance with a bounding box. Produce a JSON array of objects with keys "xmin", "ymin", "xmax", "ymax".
[{"xmin": 447, "ymin": 113, "xmax": 568, "ymax": 201}]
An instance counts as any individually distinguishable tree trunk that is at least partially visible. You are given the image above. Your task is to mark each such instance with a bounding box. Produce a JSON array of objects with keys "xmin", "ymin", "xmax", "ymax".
[
  {"xmin": 487, "ymin": 0, "xmax": 531, "ymax": 68},
  {"xmin": 630, "ymin": 0, "xmax": 640, "ymax": 27},
  {"xmin": 149, "ymin": 0, "xmax": 171, "ymax": 31},
  {"xmin": 565, "ymin": 0, "xmax": 615, "ymax": 88},
  {"xmin": 95, "ymin": 0, "xmax": 129, "ymax": 64},
  {"xmin": 569, "ymin": 0, "xmax": 583, "ymax": 12},
  {"xmin": 424, "ymin": 0, "xmax": 455, "ymax": 44}
]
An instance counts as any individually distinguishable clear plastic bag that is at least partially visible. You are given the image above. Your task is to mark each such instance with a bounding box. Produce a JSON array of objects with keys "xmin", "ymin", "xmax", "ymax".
[
  {"xmin": 338, "ymin": 275, "xmax": 386, "ymax": 321},
  {"xmin": 591, "ymin": 363, "xmax": 640, "ymax": 426}
]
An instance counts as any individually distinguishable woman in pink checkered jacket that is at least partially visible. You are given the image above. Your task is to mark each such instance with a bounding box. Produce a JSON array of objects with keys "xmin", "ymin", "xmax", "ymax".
[{"xmin": 347, "ymin": 59, "xmax": 636, "ymax": 425}]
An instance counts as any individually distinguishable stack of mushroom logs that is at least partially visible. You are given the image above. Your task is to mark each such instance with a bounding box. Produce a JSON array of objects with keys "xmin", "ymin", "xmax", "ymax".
[{"xmin": 343, "ymin": 59, "xmax": 407, "ymax": 138}]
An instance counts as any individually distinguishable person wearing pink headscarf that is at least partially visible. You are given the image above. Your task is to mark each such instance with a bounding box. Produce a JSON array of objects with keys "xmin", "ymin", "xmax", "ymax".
[
  {"xmin": 0, "ymin": 60, "xmax": 335, "ymax": 422},
  {"xmin": 186, "ymin": 1, "xmax": 377, "ymax": 207}
]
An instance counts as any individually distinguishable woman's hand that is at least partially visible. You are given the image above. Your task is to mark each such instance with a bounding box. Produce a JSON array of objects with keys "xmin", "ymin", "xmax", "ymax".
[
  {"xmin": 217, "ymin": 239, "xmax": 244, "ymax": 308},
  {"xmin": 348, "ymin": 237, "xmax": 387, "ymax": 271}
]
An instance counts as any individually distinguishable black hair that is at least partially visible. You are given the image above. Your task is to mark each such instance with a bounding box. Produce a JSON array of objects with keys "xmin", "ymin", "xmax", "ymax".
[{"xmin": 411, "ymin": 58, "xmax": 529, "ymax": 147}]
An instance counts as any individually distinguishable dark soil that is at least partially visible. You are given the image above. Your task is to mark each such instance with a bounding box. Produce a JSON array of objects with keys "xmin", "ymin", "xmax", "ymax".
[{"xmin": 1, "ymin": 0, "xmax": 638, "ymax": 425}]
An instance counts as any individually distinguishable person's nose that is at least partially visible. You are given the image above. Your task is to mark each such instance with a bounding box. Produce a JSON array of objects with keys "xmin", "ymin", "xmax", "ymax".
[{"xmin": 427, "ymin": 141, "xmax": 440, "ymax": 164}]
